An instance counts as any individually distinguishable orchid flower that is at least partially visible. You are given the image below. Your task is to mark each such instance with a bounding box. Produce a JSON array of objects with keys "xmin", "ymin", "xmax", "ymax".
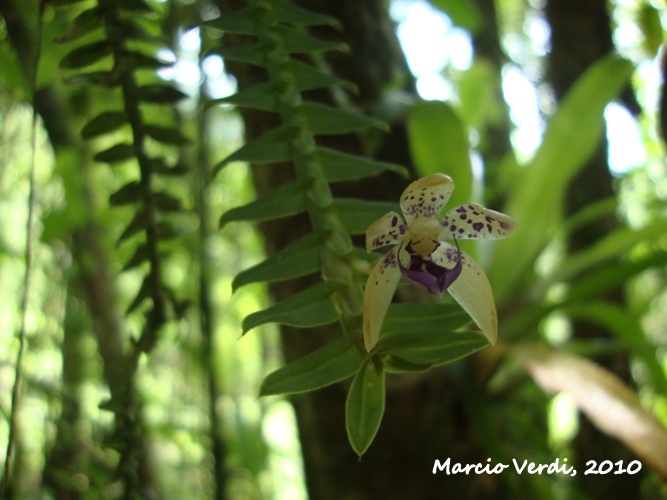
[{"xmin": 363, "ymin": 173, "xmax": 517, "ymax": 352}]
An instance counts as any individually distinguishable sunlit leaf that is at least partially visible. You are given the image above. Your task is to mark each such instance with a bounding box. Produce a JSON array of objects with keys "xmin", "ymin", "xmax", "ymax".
[
  {"xmin": 346, "ymin": 357, "xmax": 385, "ymax": 456},
  {"xmin": 242, "ymin": 281, "xmax": 342, "ymax": 333},
  {"xmin": 260, "ymin": 336, "xmax": 363, "ymax": 396},
  {"xmin": 515, "ymin": 345, "xmax": 667, "ymax": 481}
]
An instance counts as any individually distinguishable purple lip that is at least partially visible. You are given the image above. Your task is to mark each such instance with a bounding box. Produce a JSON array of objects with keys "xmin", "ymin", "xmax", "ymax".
[{"xmin": 398, "ymin": 239, "xmax": 462, "ymax": 296}]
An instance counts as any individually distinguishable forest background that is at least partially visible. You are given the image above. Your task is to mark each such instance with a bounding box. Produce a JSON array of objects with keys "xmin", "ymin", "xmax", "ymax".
[{"xmin": 0, "ymin": 0, "xmax": 666, "ymax": 498}]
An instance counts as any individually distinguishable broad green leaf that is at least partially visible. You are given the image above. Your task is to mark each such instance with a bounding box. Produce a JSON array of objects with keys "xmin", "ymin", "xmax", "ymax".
[
  {"xmin": 122, "ymin": 244, "xmax": 149, "ymax": 271},
  {"xmin": 55, "ymin": 7, "xmax": 103, "ymax": 44},
  {"xmin": 94, "ymin": 143, "xmax": 135, "ymax": 163},
  {"xmin": 376, "ymin": 329, "xmax": 489, "ymax": 366},
  {"xmin": 214, "ymin": 125, "xmax": 296, "ymax": 173},
  {"xmin": 220, "ymin": 179, "xmax": 308, "ymax": 227},
  {"xmin": 406, "ymin": 100, "xmax": 472, "ymax": 211},
  {"xmin": 271, "ymin": 0, "xmax": 341, "ymax": 28},
  {"xmin": 212, "ymin": 43, "xmax": 265, "ymax": 67},
  {"xmin": 381, "ymin": 303, "xmax": 471, "ymax": 335},
  {"xmin": 562, "ymin": 301, "xmax": 667, "ymax": 395},
  {"xmin": 273, "ymin": 25, "xmax": 347, "ymax": 54},
  {"xmin": 137, "ymin": 84, "xmax": 188, "ymax": 103},
  {"xmin": 232, "ymin": 233, "xmax": 321, "ymax": 291},
  {"xmin": 207, "ymin": 82, "xmax": 278, "ymax": 112},
  {"xmin": 153, "ymin": 192, "xmax": 182, "ymax": 212},
  {"xmin": 317, "ymin": 147, "xmax": 408, "ymax": 182},
  {"xmin": 515, "ymin": 344, "xmax": 667, "ymax": 480},
  {"xmin": 384, "ymin": 355, "xmax": 434, "ymax": 373},
  {"xmin": 286, "ymin": 60, "xmax": 353, "ymax": 92},
  {"xmin": 346, "ymin": 357, "xmax": 385, "ymax": 456},
  {"xmin": 145, "ymin": 124, "xmax": 189, "ymax": 145},
  {"xmin": 331, "ymin": 198, "xmax": 399, "ymax": 235},
  {"xmin": 456, "ymin": 60, "xmax": 501, "ymax": 129},
  {"xmin": 81, "ymin": 111, "xmax": 126, "ymax": 139},
  {"xmin": 301, "ymin": 102, "xmax": 386, "ymax": 135},
  {"xmin": 241, "ymin": 281, "xmax": 342, "ymax": 333},
  {"xmin": 109, "ymin": 181, "xmax": 142, "ymax": 206},
  {"xmin": 59, "ymin": 41, "xmax": 113, "ymax": 69},
  {"xmin": 260, "ymin": 336, "xmax": 363, "ymax": 396},
  {"xmin": 491, "ymin": 55, "xmax": 634, "ymax": 300}
]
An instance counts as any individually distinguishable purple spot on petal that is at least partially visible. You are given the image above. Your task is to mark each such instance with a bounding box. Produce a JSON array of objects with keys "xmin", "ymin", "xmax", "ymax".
[
  {"xmin": 487, "ymin": 224, "xmax": 492, "ymax": 232},
  {"xmin": 450, "ymin": 224, "xmax": 456, "ymax": 232},
  {"xmin": 472, "ymin": 222, "xmax": 483, "ymax": 232},
  {"xmin": 391, "ymin": 216, "xmax": 398, "ymax": 227},
  {"xmin": 460, "ymin": 214, "xmax": 466, "ymax": 220}
]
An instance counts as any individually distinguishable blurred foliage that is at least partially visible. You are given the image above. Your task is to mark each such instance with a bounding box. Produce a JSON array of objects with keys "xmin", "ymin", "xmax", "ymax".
[{"xmin": 0, "ymin": 0, "xmax": 666, "ymax": 497}]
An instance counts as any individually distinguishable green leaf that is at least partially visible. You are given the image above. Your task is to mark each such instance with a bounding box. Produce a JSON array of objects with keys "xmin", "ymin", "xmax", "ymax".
[
  {"xmin": 118, "ymin": 212, "xmax": 148, "ymax": 244},
  {"xmin": 204, "ymin": 6, "xmax": 265, "ymax": 34},
  {"xmin": 94, "ymin": 143, "xmax": 135, "ymax": 163},
  {"xmin": 117, "ymin": 0, "xmax": 153, "ymax": 13},
  {"xmin": 382, "ymin": 303, "xmax": 471, "ymax": 335},
  {"xmin": 317, "ymin": 147, "xmax": 408, "ymax": 182},
  {"xmin": 260, "ymin": 336, "xmax": 363, "ymax": 396},
  {"xmin": 406, "ymin": 100, "xmax": 473, "ymax": 211},
  {"xmin": 153, "ymin": 192, "xmax": 182, "ymax": 212},
  {"xmin": 491, "ymin": 55, "xmax": 634, "ymax": 300},
  {"xmin": 63, "ymin": 71, "xmax": 119, "ymax": 87},
  {"xmin": 122, "ymin": 244, "xmax": 149, "ymax": 271},
  {"xmin": 109, "ymin": 181, "xmax": 142, "ymax": 206},
  {"xmin": 127, "ymin": 277, "xmax": 151, "ymax": 313},
  {"xmin": 271, "ymin": 0, "xmax": 341, "ymax": 28},
  {"xmin": 219, "ymin": 179, "xmax": 308, "ymax": 227},
  {"xmin": 384, "ymin": 355, "xmax": 434, "ymax": 373},
  {"xmin": 232, "ymin": 233, "xmax": 321, "ymax": 291},
  {"xmin": 429, "ymin": 0, "xmax": 481, "ymax": 33},
  {"xmin": 81, "ymin": 111, "xmax": 126, "ymax": 139},
  {"xmin": 376, "ymin": 329, "xmax": 489, "ymax": 366},
  {"xmin": 214, "ymin": 125, "xmax": 296, "ymax": 173},
  {"xmin": 137, "ymin": 84, "xmax": 188, "ymax": 104},
  {"xmin": 145, "ymin": 124, "xmax": 189, "ymax": 145},
  {"xmin": 346, "ymin": 357, "xmax": 385, "ymax": 456},
  {"xmin": 55, "ymin": 7, "xmax": 103, "ymax": 44},
  {"xmin": 301, "ymin": 102, "xmax": 386, "ymax": 135},
  {"xmin": 331, "ymin": 198, "xmax": 400, "ymax": 235},
  {"xmin": 212, "ymin": 43, "xmax": 265, "ymax": 67},
  {"xmin": 207, "ymin": 82, "xmax": 279, "ymax": 112},
  {"xmin": 150, "ymin": 159, "xmax": 189, "ymax": 177},
  {"xmin": 242, "ymin": 281, "xmax": 342, "ymax": 333},
  {"xmin": 126, "ymin": 51, "xmax": 172, "ymax": 70},
  {"xmin": 286, "ymin": 60, "xmax": 353, "ymax": 92},
  {"xmin": 59, "ymin": 41, "xmax": 113, "ymax": 69},
  {"xmin": 273, "ymin": 25, "xmax": 347, "ymax": 54}
]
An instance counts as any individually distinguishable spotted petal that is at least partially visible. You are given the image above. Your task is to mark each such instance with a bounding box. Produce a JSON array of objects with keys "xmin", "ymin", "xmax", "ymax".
[
  {"xmin": 365, "ymin": 211, "xmax": 405, "ymax": 252},
  {"xmin": 400, "ymin": 173, "xmax": 454, "ymax": 223},
  {"xmin": 433, "ymin": 243, "xmax": 498, "ymax": 344},
  {"xmin": 363, "ymin": 248, "xmax": 401, "ymax": 352},
  {"xmin": 441, "ymin": 203, "xmax": 517, "ymax": 240}
]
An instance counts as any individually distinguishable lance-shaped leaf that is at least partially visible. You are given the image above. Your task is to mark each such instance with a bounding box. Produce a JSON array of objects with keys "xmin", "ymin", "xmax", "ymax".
[
  {"xmin": 232, "ymin": 232, "xmax": 321, "ymax": 292},
  {"xmin": 94, "ymin": 143, "xmax": 135, "ymax": 163},
  {"xmin": 260, "ymin": 336, "xmax": 363, "ymax": 396},
  {"xmin": 109, "ymin": 181, "xmax": 142, "ymax": 206},
  {"xmin": 126, "ymin": 51, "xmax": 172, "ymax": 70},
  {"xmin": 381, "ymin": 303, "xmax": 471, "ymax": 335},
  {"xmin": 207, "ymin": 82, "xmax": 279, "ymax": 112},
  {"xmin": 515, "ymin": 344, "xmax": 667, "ymax": 481},
  {"xmin": 64, "ymin": 71, "xmax": 119, "ymax": 88},
  {"xmin": 301, "ymin": 102, "xmax": 386, "ymax": 135},
  {"xmin": 145, "ymin": 124, "xmax": 189, "ymax": 146},
  {"xmin": 127, "ymin": 276, "xmax": 151, "ymax": 313},
  {"xmin": 346, "ymin": 357, "xmax": 385, "ymax": 456},
  {"xmin": 59, "ymin": 41, "xmax": 113, "ymax": 69},
  {"xmin": 55, "ymin": 7, "xmax": 103, "ymax": 44},
  {"xmin": 153, "ymin": 192, "xmax": 182, "ymax": 212},
  {"xmin": 241, "ymin": 281, "xmax": 342, "ymax": 334},
  {"xmin": 274, "ymin": 25, "xmax": 347, "ymax": 54},
  {"xmin": 81, "ymin": 111, "xmax": 127, "ymax": 139},
  {"xmin": 204, "ymin": 5, "xmax": 264, "ymax": 34},
  {"xmin": 137, "ymin": 84, "xmax": 188, "ymax": 104},
  {"xmin": 271, "ymin": 0, "xmax": 341, "ymax": 28},
  {"xmin": 214, "ymin": 125, "xmax": 296, "ymax": 174},
  {"xmin": 317, "ymin": 147, "xmax": 408, "ymax": 182},
  {"xmin": 286, "ymin": 60, "xmax": 353, "ymax": 92},
  {"xmin": 384, "ymin": 355, "xmax": 434, "ymax": 373},
  {"xmin": 332, "ymin": 198, "xmax": 400, "ymax": 235},
  {"xmin": 220, "ymin": 179, "xmax": 308, "ymax": 228},
  {"xmin": 375, "ymin": 329, "xmax": 489, "ymax": 366},
  {"xmin": 211, "ymin": 43, "xmax": 265, "ymax": 67},
  {"xmin": 122, "ymin": 244, "xmax": 149, "ymax": 271},
  {"xmin": 118, "ymin": 211, "xmax": 148, "ymax": 244}
]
